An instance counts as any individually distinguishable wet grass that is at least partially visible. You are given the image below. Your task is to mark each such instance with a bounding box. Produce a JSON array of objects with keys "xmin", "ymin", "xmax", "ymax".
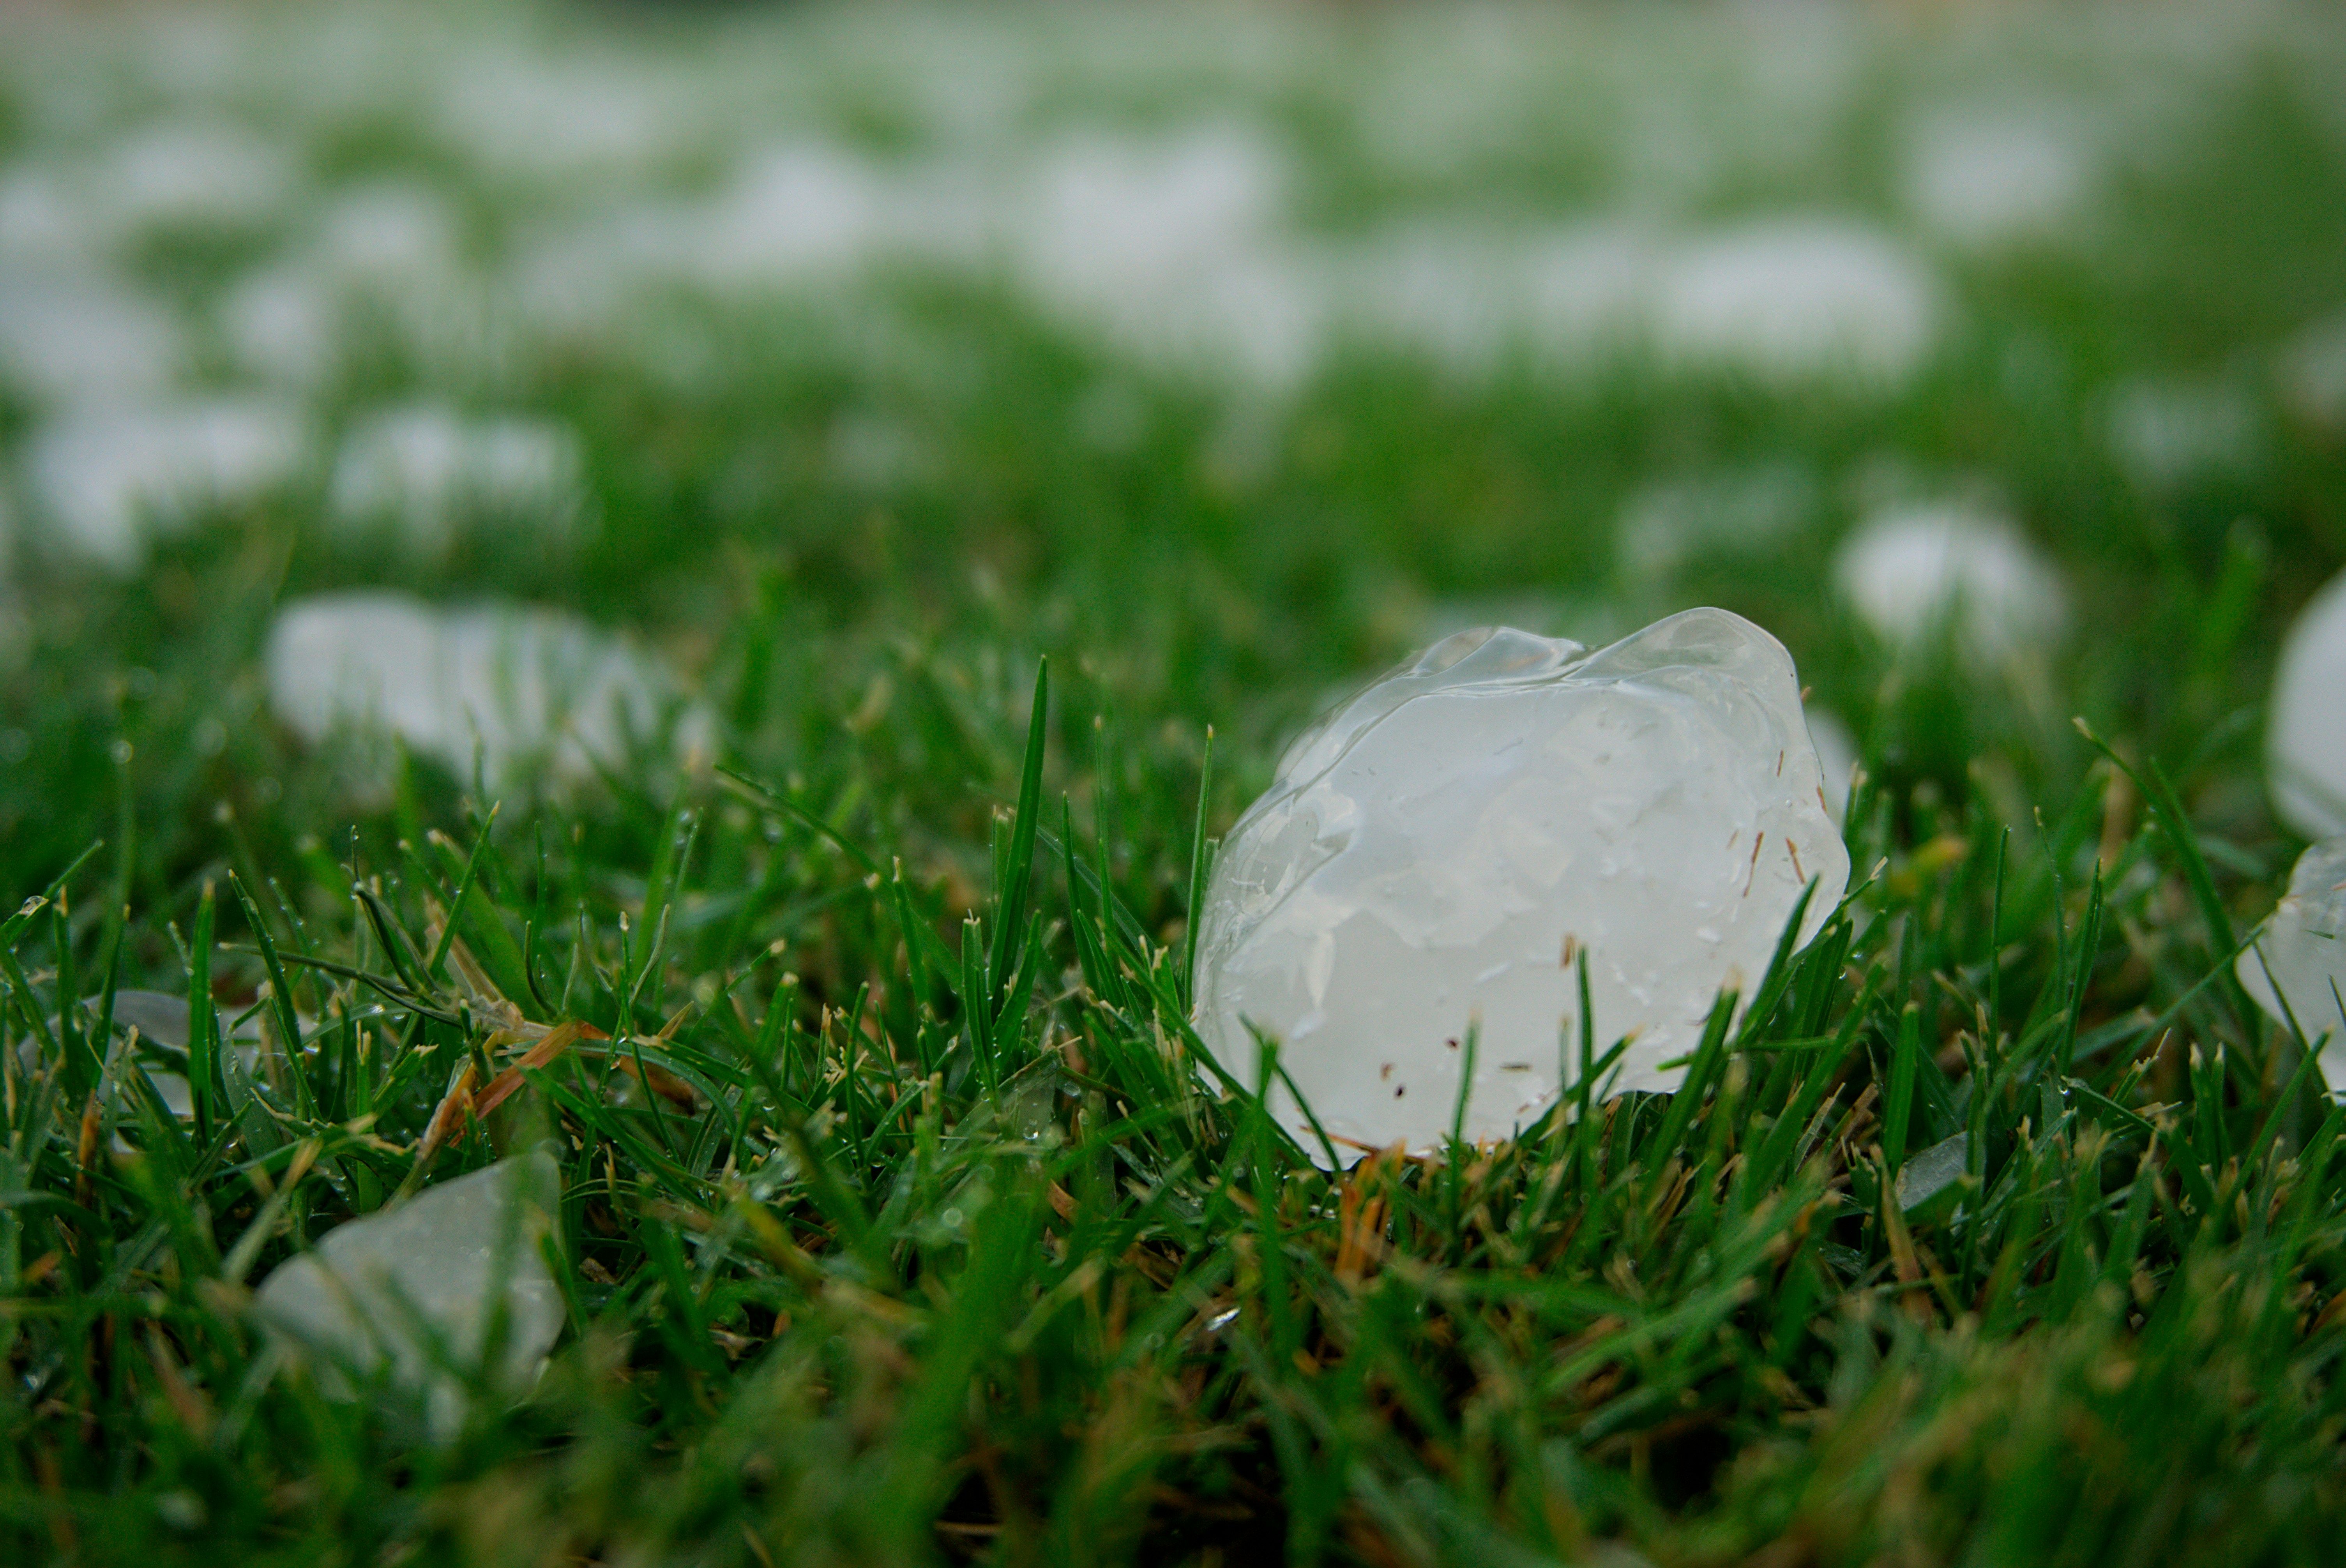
[{"xmin": 7, "ymin": 5, "xmax": 2346, "ymax": 1565}]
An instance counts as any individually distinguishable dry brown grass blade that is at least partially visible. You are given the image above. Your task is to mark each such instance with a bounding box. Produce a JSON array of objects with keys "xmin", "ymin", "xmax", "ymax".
[{"xmin": 474, "ymin": 1019, "xmax": 590, "ymax": 1119}]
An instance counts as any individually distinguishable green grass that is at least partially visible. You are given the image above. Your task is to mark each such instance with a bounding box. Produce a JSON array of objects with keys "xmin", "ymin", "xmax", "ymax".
[{"xmin": 8, "ymin": 2, "xmax": 2346, "ymax": 1563}]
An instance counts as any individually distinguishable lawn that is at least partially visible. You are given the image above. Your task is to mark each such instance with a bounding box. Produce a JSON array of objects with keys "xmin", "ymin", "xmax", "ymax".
[{"xmin": 5, "ymin": 2, "xmax": 2346, "ymax": 1563}]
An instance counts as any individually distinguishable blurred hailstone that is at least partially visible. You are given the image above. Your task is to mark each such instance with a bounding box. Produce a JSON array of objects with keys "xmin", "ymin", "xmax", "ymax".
[
  {"xmin": 328, "ymin": 405, "xmax": 586, "ymax": 556},
  {"xmin": 26, "ymin": 397, "xmax": 313, "ymax": 570},
  {"xmin": 255, "ymin": 1151, "xmax": 564, "ymax": 1432},
  {"xmin": 98, "ymin": 118, "xmax": 300, "ymax": 237},
  {"xmin": 2268, "ymin": 571, "xmax": 2346, "ymax": 839},
  {"xmin": 1831, "ymin": 502, "xmax": 2068, "ymax": 660},
  {"xmin": 1614, "ymin": 463, "xmax": 1816, "ymax": 584},
  {"xmin": 266, "ymin": 590, "xmax": 708, "ymax": 790},
  {"xmin": 2236, "ymin": 837, "xmax": 2346, "ymax": 1082},
  {"xmin": 1652, "ymin": 221, "xmax": 1941, "ymax": 387},
  {"xmin": 224, "ymin": 182, "xmax": 472, "ymax": 387},
  {"xmin": 0, "ymin": 277, "xmax": 189, "ymax": 407},
  {"xmin": 1011, "ymin": 124, "xmax": 1323, "ymax": 390},
  {"xmin": 0, "ymin": 164, "xmax": 108, "ymax": 271},
  {"xmin": 1901, "ymin": 107, "xmax": 2095, "ymax": 250},
  {"xmin": 19, "ymin": 990, "xmax": 263, "ymax": 1121},
  {"xmin": 2277, "ymin": 309, "xmax": 2346, "ymax": 435},
  {"xmin": 1193, "ymin": 609, "xmax": 1848, "ymax": 1167},
  {"xmin": 2104, "ymin": 377, "xmax": 2263, "ymax": 489}
]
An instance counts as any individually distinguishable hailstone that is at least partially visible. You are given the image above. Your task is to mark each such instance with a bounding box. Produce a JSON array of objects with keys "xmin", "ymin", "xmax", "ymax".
[
  {"xmin": 2237, "ymin": 837, "xmax": 2346, "ymax": 1083},
  {"xmin": 1192, "ymin": 608, "xmax": 1849, "ymax": 1166},
  {"xmin": 255, "ymin": 1150, "xmax": 564, "ymax": 1428},
  {"xmin": 2269, "ymin": 571, "xmax": 2346, "ymax": 839}
]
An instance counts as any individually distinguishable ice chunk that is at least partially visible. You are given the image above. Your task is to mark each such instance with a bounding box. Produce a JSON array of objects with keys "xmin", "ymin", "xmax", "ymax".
[
  {"xmin": 265, "ymin": 590, "xmax": 709, "ymax": 789},
  {"xmin": 0, "ymin": 277, "xmax": 187, "ymax": 407},
  {"xmin": 2269, "ymin": 572, "xmax": 2346, "ymax": 839},
  {"xmin": 2237, "ymin": 838, "xmax": 2346, "ymax": 1082},
  {"xmin": 328, "ymin": 405, "xmax": 585, "ymax": 556},
  {"xmin": 1652, "ymin": 221, "xmax": 1940, "ymax": 388},
  {"xmin": 1193, "ymin": 609, "xmax": 1849, "ymax": 1166},
  {"xmin": 1900, "ymin": 108, "xmax": 2096, "ymax": 251},
  {"xmin": 1831, "ymin": 502, "xmax": 2067, "ymax": 660},
  {"xmin": 1895, "ymin": 1133, "xmax": 1970, "ymax": 1211},
  {"xmin": 2104, "ymin": 376, "xmax": 2262, "ymax": 489},
  {"xmin": 25, "ymin": 398, "xmax": 314, "ymax": 570},
  {"xmin": 254, "ymin": 1151, "xmax": 564, "ymax": 1424},
  {"xmin": 2278, "ymin": 309, "xmax": 2346, "ymax": 436}
]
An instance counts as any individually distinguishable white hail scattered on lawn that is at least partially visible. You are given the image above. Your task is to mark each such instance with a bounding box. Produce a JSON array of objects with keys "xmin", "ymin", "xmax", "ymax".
[
  {"xmin": 1832, "ymin": 502, "xmax": 2069, "ymax": 661},
  {"xmin": 2268, "ymin": 570, "xmax": 2346, "ymax": 840},
  {"xmin": 328, "ymin": 405, "xmax": 585, "ymax": 556},
  {"xmin": 255, "ymin": 1151, "xmax": 565, "ymax": 1431},
  {"xmin": 26, "ymin": 397, "xmax": 313, "ymax": 570},
  {"xmin": 2237, "ymin": 837, "xmax": 2346, "ymax": 1086},
  {"xmin": 1194, "ymin": 609, "xmax": 1848, "ymax": 1166},
  {"xmin": 266, "ymin": 590, "xmax": 707, "ymax": 789}
]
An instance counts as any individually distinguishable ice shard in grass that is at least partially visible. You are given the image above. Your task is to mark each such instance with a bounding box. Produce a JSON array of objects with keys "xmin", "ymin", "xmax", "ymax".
[
  {"xmin": 2269, "ymin": 571, "xmax": 2346, "ymax": 839},
  {"xmin": 255, "ymin": 1151, "xmax": 564, "ymax": 1423},
  {"xmin": 1193, "ymin": 608, "xmax": 1848, "ymax": 1166},
  {"xmin": 2238, "ymin": 837, "xmax": 2346, "ymax": 1085}
]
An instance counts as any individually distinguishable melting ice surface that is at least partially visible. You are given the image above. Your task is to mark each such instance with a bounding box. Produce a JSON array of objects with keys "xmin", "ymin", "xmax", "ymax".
[
  {"xmin": 1193, "ymin": 608, "xmax": 1849, "ymax": 1166},
  {"xmin": 255, "ymin": 1151, "xmax": 564, "ymax": 1425},
  {"xmin": 2238, "ymin": 837, "xmax": 2346, "ymax": 1086}
]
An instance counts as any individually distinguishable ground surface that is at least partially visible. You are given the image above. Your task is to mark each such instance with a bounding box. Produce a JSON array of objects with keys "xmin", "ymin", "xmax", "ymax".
[{"xmin": 5, "ymin": 2, "xmax": 2346, "ymax": 1564}]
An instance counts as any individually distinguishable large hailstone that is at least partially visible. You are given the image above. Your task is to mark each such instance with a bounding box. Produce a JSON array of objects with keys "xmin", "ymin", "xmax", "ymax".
[
  {"xmin": 1193, "ymin": 609, "xmax": 1849, "ymax": 1165},
  {"xmin": 2269, "ymin": 570, "xmax": 2346, "ymax": 839},
  {"xmin": 2237, "ymin": 837, "xmax": 2346, "ymax": 1083},
  {"xmin": 255, "ymin": 1151, "xmax": 564, "ymax": 1427}
]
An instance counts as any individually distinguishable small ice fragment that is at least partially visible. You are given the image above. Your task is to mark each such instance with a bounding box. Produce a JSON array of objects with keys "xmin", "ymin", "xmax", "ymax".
[
  {"xmin": 265, "ymin": 590, "xmax": 708, "ymax": 789},
  {"xmin": 1614, "ymin": 463, "xmax": 1816, "ymax": 583},
  {"xmin": 2269, "ymin": 572, "xmax": 2346, "ymax": 839},
  {"xmin": 2278, "ymin": 308, "xmax": 2346, "ymax": 436},
  {"xmin": 25, "ymin": 397, "xmax": 314, "ymax": 570},
  {"xmin": 2104, "ymin": 377, "xmax": 2262, "ymax": 490},
  {"xmin": 254, "ymin": 1151, "xmax": 564, "ymax": 1424},
  {"xmin": 2236, "ymin": 837, "xmax": 2346, "ymax": 1085},
  {"xmin": 1831, "ymin": 502, "xmax": 2067, "ymax": 660},
  {"xmin": 1895, "ymin": 1133, "xmax": 1970, "ymax": 1211},
  {"xmin": 0, "ymin": 277, "xmax": 187, "ymax": 407},
  {"xmin": 1652, "ymin": 221, "xmax": 1940, "ymax": 388},
  {"xmin": 99, "ymin": 119, "xmax": 300, "ymax": 236},
  {"xmin": 1193, "ymin": 609, "xmax": 1849, "ymax": 1166},
  {"xmin": 328, "ymin": 405, "xmax": 586, "ymax": 556},
  {"xmin": 1900, "ymin": 108, "xmax": 2095, "ymax": 251}
]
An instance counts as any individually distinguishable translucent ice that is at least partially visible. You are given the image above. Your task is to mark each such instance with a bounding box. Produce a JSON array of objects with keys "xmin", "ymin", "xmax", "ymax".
[
  {"xmin": 2237, "ymin": 838, "xmax": 2346, "ymax": 1084},
  {"xmin": 2269, "ymin": 571, "xmax": 2346, "ymax": 839},
  {"xmin": 254, "ymin": 1151, "xmax": 564, "ymax": 1423},
  {"xmin": 1193, "ymin": 609, "xmax": 1849, "ymax": 1165}
]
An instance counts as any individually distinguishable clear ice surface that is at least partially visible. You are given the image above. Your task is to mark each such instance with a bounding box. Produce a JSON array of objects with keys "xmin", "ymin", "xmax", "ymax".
[
  {"xmin": 255, "ymin": 1151, "xmax": 564, "ymax": 1423},
  {"xmin": 1193, "ymin": 608, "xmax": 1849, "ymax": 1167},
  {"xmin": 2238, "ymin": 837, "xmax": 2346, "ymax": 1084}
]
